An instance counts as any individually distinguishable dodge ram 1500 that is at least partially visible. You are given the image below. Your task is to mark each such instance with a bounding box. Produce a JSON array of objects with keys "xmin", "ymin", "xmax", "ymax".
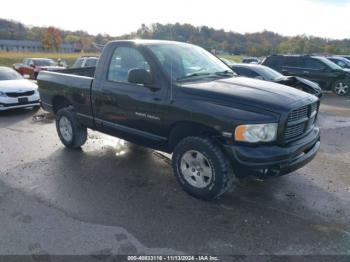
[{"xmin": 38, "ymin": 40, "xmax": 320, "ymax": 200}]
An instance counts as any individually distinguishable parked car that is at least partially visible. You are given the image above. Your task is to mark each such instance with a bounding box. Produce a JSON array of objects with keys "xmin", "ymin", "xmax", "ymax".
[
  {"xmin": 220, "ymin": 58, "xmax": 236, "ymax": 67},
  {"xmin": 326, "ymin": 56, "xmax": 350, "ymax": 69},
  {"xmin": 13, "ymin": 58, "xmax": 66, "ymax": 80},
  {"xmin": 340, "ymin": 55, "xmax": 350, "ymax": 61},
  {"xmin": 38, "ymin": 40, "xmax": 320, "ymax": 200},
  {"xmin": 231, "ymin": 63, "xmax": 322, "ymax": 98},
  {"xmin": 262, "ymin": 55, "xmax": 350, "ymax": 96},
  {"xmin": 0, "ymin": 67, "xmax": 40, "ymax": 111},
  {"xmin": 72, "ymin": 56, "xmax": 99, "ymax": 68},
  {"xmin": 242, "ymin": 57, "xmax": 261, "ymax": 64}
]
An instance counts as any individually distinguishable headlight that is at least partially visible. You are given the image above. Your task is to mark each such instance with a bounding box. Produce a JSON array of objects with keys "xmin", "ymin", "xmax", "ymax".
[
  {"xmin": 0, "ymin": 91, "xmax": 6, "ymax": 97},
  {"xmin": 235, "ymin": 123, "xmax": 278, "ymax": 143}
]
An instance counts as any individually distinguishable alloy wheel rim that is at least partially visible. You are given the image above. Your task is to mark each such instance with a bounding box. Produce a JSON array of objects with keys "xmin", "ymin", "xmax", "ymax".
[
  {"xmin": 335, "ymin": 82, "xmax": 349, "ymax": 95},
  {"xmin": 59, "ymin": 116, "xmax": 73, "ymax": 142},
  {"xmin": 180, "ymin": 150, "xmax": 213, "ymax": 188}
]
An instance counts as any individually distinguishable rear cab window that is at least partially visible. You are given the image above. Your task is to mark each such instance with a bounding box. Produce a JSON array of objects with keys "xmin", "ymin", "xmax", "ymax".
[{"xmin": 85, "ymin": 58, "xmax": 98, "ymax": 67}]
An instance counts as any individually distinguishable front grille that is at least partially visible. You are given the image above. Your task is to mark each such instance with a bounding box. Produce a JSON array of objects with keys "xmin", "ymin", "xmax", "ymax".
[
  {"xmin": 284, "ymin": 122, "xmax": 306, "ymax": 140},
  {"xmin": 6, "ymin": 91, "xmax": 34, "ymax": 97},
  {"xmin": 288, "ymin": 105, "xmax": 308, "ymax": 123},
  {"xmin": 284, "ymin": 102, "xmax": 318, "ymax": 141}
]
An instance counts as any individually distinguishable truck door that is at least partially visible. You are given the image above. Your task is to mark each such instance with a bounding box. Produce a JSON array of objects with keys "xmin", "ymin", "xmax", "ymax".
[{"xmin": 91, "ymin": 45, "xmax": 166, "ymax": 143}]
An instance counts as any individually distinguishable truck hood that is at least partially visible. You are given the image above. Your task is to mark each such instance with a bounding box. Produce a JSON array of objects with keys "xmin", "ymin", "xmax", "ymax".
[
  {"xmin": 0, "ymin": 79, "xmax": 38, "ymax": 92},
  {"xmin": 179, "ymin": 76, "xmax": 317, "ymax": 112}
]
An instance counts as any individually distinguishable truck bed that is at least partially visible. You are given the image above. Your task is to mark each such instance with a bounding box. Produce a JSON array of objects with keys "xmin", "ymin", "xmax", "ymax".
[
  {"xmin": 53, "ymin": 67, "xmax": 96, "ymax": 77},
  {"xmin": 37, "ymin": 70, "xmax": 94, "ymax": 123}
]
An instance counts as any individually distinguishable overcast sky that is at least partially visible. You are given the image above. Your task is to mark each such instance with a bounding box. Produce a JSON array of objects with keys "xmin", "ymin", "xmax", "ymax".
[{"xmin": 0, "ymin": 0, "xmax": 349, "ymax": 39}]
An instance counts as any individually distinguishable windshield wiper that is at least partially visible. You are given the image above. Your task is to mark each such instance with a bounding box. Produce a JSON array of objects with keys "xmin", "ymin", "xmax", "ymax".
[
  {"xmin": 176, "ymin": 72, "xmax": 211, "ymax": 82},
  {"xmin": 214, "ymin": 70, "xmax": 235, "ymax": 76},
  {"xmin": 176, "ymin": 70, "xmax": 235, "ymax": 82}
]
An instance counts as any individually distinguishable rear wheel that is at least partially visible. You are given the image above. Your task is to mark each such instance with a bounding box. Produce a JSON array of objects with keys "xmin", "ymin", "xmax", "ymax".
[
  {"xmin": 172, "ymin": 136, "xmax": 235, "ymax": 200},
  {"xmin": 56, "ymin": 107, "xmax": 87, "ymax": 149},
  {"xmin": 333, "ymin": 80, "xmax": 349, "ymax": 96}
]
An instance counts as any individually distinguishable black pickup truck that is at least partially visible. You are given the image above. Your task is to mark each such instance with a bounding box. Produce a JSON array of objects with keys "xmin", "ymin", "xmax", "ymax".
[{"xmin": 38, "ymin": 40, "xmax": 320, "ymax": 200}]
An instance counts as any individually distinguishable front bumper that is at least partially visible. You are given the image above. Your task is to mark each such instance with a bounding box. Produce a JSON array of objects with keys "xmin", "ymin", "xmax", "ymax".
[
  {"xmin": 223, "ymin": 127, "xmax": 320, "ymax": 177},
  {"xmin": 0, "ymin": 94, "xmax": 40, "ymax": 111}
]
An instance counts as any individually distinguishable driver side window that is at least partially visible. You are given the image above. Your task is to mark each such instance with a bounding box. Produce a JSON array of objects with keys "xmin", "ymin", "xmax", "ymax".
[{"xmin": 108, "ymin": 47, "xmax": 150, "ymax": 83}]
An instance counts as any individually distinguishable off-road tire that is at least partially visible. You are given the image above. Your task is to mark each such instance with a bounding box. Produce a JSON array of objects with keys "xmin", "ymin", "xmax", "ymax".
[
  {"xmin": 172, "ymin": 136, "xmax": 235, "ymax": 200},
  {"xmin": 56, "ymin": 107, "xmax": 87, "ymax": 149}
]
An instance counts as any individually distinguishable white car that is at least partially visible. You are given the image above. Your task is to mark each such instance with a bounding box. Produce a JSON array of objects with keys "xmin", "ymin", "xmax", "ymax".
[{"xmin": 0, "ymin": 67, "xmax": 40, "ymax": 111}]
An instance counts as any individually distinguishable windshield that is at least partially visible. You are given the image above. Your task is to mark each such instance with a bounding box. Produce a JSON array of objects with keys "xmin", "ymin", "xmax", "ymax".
[
  {"xmin": 256, "ymin": 66, "xmax": 284, "ymax": 81},
  {"xmin": 316, "ymin": 57, "xmax": 342, "ymax": 70},
  {"xmin": 33, "ymin": 59, "xmax": 57, "ymax": 66},
  {"xmin": 147, "ymin": 43, "xmax": 233, "ymax": 81},
  {"xmin": 0, "ymin": 67, "xmax": 23, "ymax": 81}
]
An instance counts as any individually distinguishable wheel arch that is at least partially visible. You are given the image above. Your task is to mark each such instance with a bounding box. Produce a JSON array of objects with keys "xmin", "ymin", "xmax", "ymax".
[
  {"xmin": 52, "ymin": 95, "xmax": 72, "ymax": 114},
  {"xmin": 168, "ymin": 121, "xmax": 223, "ymax": 152}
]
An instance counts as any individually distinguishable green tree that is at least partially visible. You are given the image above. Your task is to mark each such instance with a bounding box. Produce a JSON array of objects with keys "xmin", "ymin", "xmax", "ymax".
[
  {"xmin": 65, "ymin": 34, "xmax": 80, "ymax": 44},
  {"xmin": 80, "ymin": 36, "xmax": 94, "ymax": 52}
]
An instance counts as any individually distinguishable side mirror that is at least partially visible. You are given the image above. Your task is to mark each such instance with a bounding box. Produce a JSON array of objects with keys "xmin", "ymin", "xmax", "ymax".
[
  {"xmin": 128, "ymin": 68, "xmax": 153, "ymax": 85},
  {"xmin": 29, "ymin": 63, "xmax": 35, "ymax": 68},
  {"xmin": 254, "ymin": 75, "xmax": 264, "ymax": 80}
]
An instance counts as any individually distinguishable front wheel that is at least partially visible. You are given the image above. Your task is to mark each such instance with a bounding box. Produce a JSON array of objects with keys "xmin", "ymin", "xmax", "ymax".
[
  {"xmin": 56, "ymin": 107, "xmax": 87, "ymax": 149},
  {"xmin": 333, "ymin": 80, "xmax": 349, "ymax": 96},
  {"xmin": 172, "ymin": 136, "xmax": 235, "ymax": 200}
]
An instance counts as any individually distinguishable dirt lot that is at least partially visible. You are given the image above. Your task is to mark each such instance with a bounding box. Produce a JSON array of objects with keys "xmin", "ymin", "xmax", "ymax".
[{"xmin": 0, "ymin": 95, "xmax": 349, "ymax": 260}]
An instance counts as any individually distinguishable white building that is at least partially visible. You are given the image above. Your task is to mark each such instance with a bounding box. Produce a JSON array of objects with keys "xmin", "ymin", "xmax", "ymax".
[{"xmin": 0, "ymin": 40, "xmax": 76, "ymax": 53}]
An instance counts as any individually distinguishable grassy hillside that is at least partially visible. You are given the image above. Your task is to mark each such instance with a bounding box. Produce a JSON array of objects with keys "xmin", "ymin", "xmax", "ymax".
[{"xmin": 0, "ymin": 52, "xmax": 99, "ymax": 67}]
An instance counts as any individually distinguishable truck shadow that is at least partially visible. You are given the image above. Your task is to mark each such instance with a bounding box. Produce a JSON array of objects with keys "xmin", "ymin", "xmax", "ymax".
[{"xmin": 4, "ymin": 140, "xmax": 350, "ymax": 255}]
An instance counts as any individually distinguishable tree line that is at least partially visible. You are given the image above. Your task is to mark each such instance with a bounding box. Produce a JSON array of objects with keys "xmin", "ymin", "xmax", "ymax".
[
  {"xmin": 121, "ymin": 23, "xmax": 350, "ymax": 56},
  {"xmin": 1, "ymin": 19, "xmax": 350, "ymax": 55},
  {"xmin": 0, "ymin": 18, "xmax": 103, "ymax": 52}
]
